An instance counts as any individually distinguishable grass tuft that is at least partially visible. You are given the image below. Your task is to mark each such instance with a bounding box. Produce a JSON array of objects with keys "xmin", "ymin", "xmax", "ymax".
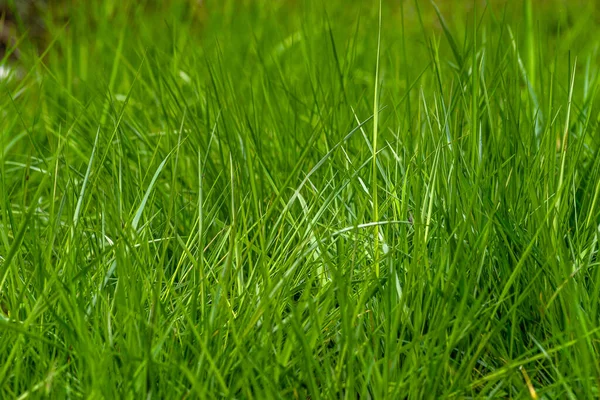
[{"xmin": 1, "ymin": 0, "xmax": 600, "ymax": 398}]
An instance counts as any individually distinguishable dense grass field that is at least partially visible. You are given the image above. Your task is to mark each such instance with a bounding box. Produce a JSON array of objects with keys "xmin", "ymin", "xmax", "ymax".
[{"xmin": 2, "ymin": 0, "xmax": 600, "ymax": 398}]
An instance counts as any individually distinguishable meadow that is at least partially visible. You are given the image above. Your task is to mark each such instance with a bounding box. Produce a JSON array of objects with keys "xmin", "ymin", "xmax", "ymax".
[{"xmin": 1, "ymin": 0, "xmax": 600, "ymax": 398}]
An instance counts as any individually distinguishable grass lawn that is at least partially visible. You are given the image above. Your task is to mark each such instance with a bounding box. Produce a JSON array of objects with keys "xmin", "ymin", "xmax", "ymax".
[{"xmin": 2, "ymin": 0, "xmax": 600, "ymax": 398}]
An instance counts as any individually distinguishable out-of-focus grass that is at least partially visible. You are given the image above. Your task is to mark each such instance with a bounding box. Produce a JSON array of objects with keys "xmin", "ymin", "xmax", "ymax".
[{"xmin": 1, "ymin": 0, "xmax": 600, "ymax": 398}]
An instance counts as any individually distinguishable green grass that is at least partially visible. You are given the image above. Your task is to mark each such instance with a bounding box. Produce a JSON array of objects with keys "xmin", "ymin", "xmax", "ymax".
[{"xmin": 2, "ymin": 0, "xmax": 600, "ymax": 398}]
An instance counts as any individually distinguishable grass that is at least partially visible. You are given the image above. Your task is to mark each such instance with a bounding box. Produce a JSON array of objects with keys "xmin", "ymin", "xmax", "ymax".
[{"xmin": 1, "ymin": 0, "xmax": 600, "ymax": 398}]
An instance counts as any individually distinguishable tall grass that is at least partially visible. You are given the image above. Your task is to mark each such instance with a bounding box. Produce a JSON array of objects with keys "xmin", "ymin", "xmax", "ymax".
[{"xmin": 1, "ymin": 0, "xmax": 600, "ymax": 398}]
